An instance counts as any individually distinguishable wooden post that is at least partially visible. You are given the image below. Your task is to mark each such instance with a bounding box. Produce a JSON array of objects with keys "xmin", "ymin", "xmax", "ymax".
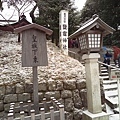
[
  {"xmin": 43, "ymin": 98, "xmax": 47, "ymax": 112},
  {"xmin": 59, "ymin": 105, "xmax": 65, "ymax": 120},
  {"xmin": 57, "ymin": 102, "xmax": 61, "ymax": 111},
  {"xmin": 20, "ymin": 111, "xmax": 25, "ymax": 120},
  {"xmin": 20, "ymin": 101, "xmax": 23, "ymax": 112},
  {"xmin": 108, "ymin": 66, "xmax": 111, "ymax": 79},
  {"xmin": 28, "ymin": 100, "xmax": 31, "ymax": 115},
  {"xmin": 33, "ymin": 66, "xmax": 39, "ymax": 114},
  {"xmin": 52, "ymin": 98, "xmax": 57, "ymax": 110},
  {"xmin": 54, "ymin": 100, "xmax": 59, "ymax": 110},
  {"xmin": 8, "ymin": 113, "xmax": 13, "ymax": 120},
  {"xmin": 41, "ymin": 108, "xmax": 45, "ymax": 120}
]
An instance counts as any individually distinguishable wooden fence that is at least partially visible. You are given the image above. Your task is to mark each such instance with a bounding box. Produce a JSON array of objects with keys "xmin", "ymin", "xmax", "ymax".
[{"xmin": 7, "ymin": 97, "xmax": 65, "ymax": 120}]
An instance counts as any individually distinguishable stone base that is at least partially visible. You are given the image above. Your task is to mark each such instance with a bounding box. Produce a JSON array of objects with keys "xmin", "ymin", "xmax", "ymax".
[{"xmin": 82, "ymin": 110, "xmax": 109, "ymax": 120}]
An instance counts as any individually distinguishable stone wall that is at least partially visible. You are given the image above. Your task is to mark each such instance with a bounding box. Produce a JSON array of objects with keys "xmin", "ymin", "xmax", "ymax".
[
  {"xmin": 0, "ymin": 79, "xmax": 105, "ymax": 120},
  {"xmin": 0, "ymin": 79, "xmax": 86, "ymax": 119},
  {"xmin": 0, "ymin": 34, "xmax": 105, "ymax": 119}
]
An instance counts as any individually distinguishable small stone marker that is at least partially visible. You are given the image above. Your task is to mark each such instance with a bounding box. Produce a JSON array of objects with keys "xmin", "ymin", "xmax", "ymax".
[{"xmin": 14, "ymin": 23, "xmax": 53, "ymax": 114}]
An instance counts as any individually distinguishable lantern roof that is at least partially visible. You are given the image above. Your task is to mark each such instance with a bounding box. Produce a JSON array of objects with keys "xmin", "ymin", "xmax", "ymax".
[
  {"xmin": 69, "ymin": 14, "xmax": 115, "ymax": 39},
  {"xmin": 14, "ymin": 23, "xmax": 53, "ymax": 35}
]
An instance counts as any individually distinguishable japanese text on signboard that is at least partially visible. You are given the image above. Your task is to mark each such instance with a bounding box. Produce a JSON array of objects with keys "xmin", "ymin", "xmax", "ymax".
[{"xmin": 32, "ymin": 35, "xmax": 38, "ymax": 63}]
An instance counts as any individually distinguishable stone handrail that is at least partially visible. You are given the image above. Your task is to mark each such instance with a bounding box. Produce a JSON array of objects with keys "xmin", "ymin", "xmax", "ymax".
[{"xmin": 98, "ymin": 61, "xmax": 120, "ymax": 80}]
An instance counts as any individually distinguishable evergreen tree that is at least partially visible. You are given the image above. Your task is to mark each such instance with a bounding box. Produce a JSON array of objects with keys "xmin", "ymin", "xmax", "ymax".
[
  {"xmin": 35, "ymin": 0, "xmax": 80, "ymax": 45},
  {"xmin": 80, "ymin": 0, "xmax": 120, "ymax": 47}
]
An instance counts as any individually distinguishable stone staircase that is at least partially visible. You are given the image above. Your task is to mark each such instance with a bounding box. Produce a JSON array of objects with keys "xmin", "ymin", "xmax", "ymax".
[{"xmin": 99, "ymin": 62, "xmax": 119, "ymax": 114}]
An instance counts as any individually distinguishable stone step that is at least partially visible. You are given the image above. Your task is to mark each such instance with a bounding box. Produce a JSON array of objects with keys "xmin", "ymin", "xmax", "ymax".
[
  {"xmin": 105, "ymin": 90, "xmax": 118, "ymax": 97},
  {"xmin": 105, "ymin": 96, "xmax": 118, "ymax": 109},
  {"xmin": 103, "ymin": 84, "xmax": 117, "ymax": 91},
  {"xmin": 103, "ymin": 80, "xmax": 117, "ymax": 85},
  {"xmin": 110, "ymin": 96, "xmax": 118, "ymax": 102},
  {"xmin": 100, "ymin": 72, "xmax": 109, "ymax": 76},
  {"xmin": 101, "ymin": 68, "xmax": 107, "ymax": 71},
  {"xmin": 101, "ymin": 69, "xmax": 108, "ymax": 73},
  {"xmin": 100, "ymin": 76, "xmax": 109, "ymax": 80}
]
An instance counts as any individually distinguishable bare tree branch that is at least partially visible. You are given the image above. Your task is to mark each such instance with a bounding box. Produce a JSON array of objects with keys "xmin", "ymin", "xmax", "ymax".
[{"xmin": 30, "ymin": 3, "xmax": 37, "ymax": 23}]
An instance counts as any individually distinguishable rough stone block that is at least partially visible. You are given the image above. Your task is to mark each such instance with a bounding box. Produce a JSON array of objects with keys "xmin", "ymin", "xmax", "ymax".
[
  {"xmin": 63, "ymin": 80, "xmax": 76, "ymax": 90},
  {"xmin": 4, "ymin": 103, "xmax": 10, "ymax": 112},
  {"xmin": 38, "ymin": 92, "xmax": 44, "ymax": 102},
  {"xmin": 44, "ymin": 91, "xmax": 60, "ymax": 100},
  {"xmin": 48, "ymin": 79, "xmax": 56, "ymax": 91},
  {"xmin": 73, "ymin": 108, "xmax": 82, "ymax": 120},
  {"xmin": 38, "ymin": 80, "xmax": 47, "ymax": 91},
  {"xmin": 18, "ymin": 93, "xmax": 31, "ymax": 102},
  {"xmin": 0, "ymin": 111, "xmax": 5, "ymax": 118},
  {"xmin": 73, "ymin": 89, "xmax": 82, "ymax": 109},
  {"xmin": 0, "ymin": 100, "xmax": 4, "ymax": 112},
  {"xmin": 6, "ymin": 85, "xmax": 15, "ymax": 94},
  {"xmin": 4, "ymin": 94, "xmax": 17, "ymax": 103},
  {"xmin": 16, "ymin": 83, "xmax": 24, "ymax": 93},
  {"xmin": 64, "ymin": 98, "xmax": 74, "ymax": 112},
  {"xmin": 25, "ymin": 83, "xmax": 33, "ymax": 93},
  {"xmin": 0, "ymin": 85, "xmax": 5, "ymax": 94},
  {"xmin": 0, "ymin": 91, "xmax": 4, "ymax": 100},
  {"xmin": 61, "ymin": 90, "xmax": 72, "ymax": 99},
  {"xmin": 65, "ymin": 112, "xmax": 73, "ymax": 120},
  {"xmin": 76, "ymin": 79, "xmax": 86, "ymax": 90},
  {"xmin": 80, "ymin": 89, "xmax": 87, "ymax": 108},
  {"xmin": 56, "ymin": 80, "xmax": 63, "ymax": 90}
]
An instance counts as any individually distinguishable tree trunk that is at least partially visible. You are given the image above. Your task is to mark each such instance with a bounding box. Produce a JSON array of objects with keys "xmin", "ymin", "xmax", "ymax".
[{"xmin": 30, "ymin": 4, "xmax": 37, "ymax": 23}]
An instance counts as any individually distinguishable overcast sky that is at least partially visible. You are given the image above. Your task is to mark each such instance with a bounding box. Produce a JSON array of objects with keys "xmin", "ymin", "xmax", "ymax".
[
  {"xmin": 0, "ymin": 0, "xmax": 86, "ymax": 24},
  {"xmin": 74, "ymin": 0, "xmax": 86, "ymax": 10}
]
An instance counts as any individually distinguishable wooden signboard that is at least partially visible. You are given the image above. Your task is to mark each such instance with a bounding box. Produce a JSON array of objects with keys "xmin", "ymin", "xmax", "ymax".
[
  {"xmin": 21, "ymin": 29, "xmax": 48, "ymax": 67},
  {"xmin": 14, "ymin": 23, "xmax": 53, "ymax": 114},
  {"xmin": 14, "ymin": 23, "xmax": 53, "ymax": 67}
]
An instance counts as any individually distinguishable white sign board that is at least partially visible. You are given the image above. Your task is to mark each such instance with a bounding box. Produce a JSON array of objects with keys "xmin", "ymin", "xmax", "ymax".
[
  {"xmin": 59, "ymin": 10, "xmax": 68, "ymax": 55},
  {"xmin": 111, "ymin": 69, "xmax": 120, "ymax": 79},
  {"xmin": 22, "ymin": 29, "xmax": 48, "ymax": 67}
]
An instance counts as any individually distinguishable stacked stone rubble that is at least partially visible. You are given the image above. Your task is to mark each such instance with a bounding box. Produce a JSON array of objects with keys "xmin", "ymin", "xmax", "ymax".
[{"xmin": 0, "ymin": 79, "xmax": 87, "ymax": 120}]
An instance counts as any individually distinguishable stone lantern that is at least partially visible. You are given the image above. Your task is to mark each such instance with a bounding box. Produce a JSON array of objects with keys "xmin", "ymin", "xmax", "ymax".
[
  {"xmin": 14, "ymin": 23, "xmax": 53, "ymax": 114},
  {"xmin": 69, "ymin": 14, "xmax": 115, "ymax": 55},
  {"xmin": 68, "ymin": 14, "xmax": 115, "ymax": 120}
]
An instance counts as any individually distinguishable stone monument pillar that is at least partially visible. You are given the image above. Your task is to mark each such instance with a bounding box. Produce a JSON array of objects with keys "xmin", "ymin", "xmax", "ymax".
[{"xmin": 82, "ymin": 53, "xmax": 109, "ymax": 120}]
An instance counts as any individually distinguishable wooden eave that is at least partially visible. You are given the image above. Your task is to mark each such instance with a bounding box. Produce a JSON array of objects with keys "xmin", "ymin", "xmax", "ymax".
[
  {"xmin": 68, "ymin": 17, "xmax": 115, "ymax": 39},
  {"xmin": 14, "ymin": 23, "xmax": 53, "ymax": 36},
  {"xmin": 0, "ymin": 19, "xmax": 16, "ymax": 22}
]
